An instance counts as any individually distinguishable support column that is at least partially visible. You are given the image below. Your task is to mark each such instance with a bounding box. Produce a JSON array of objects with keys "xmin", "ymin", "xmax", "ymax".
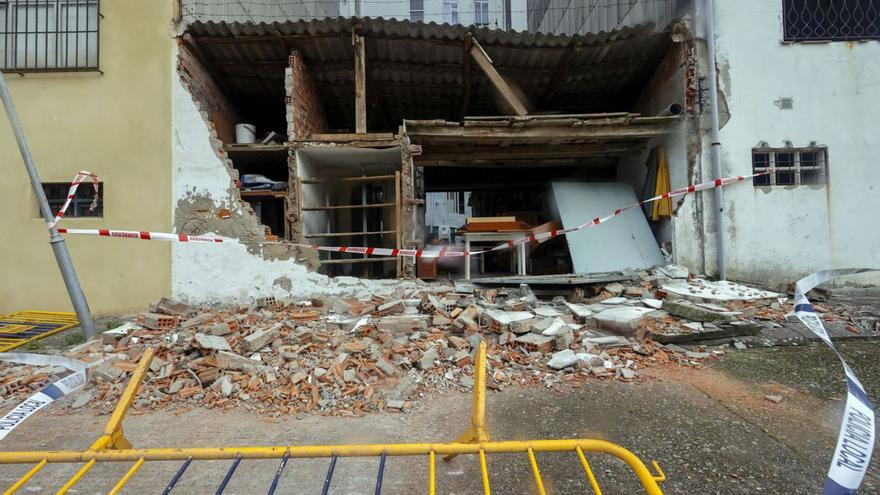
[{"xmin": 353, "ymin": 31, "xmax": 367, "ymax": 134}]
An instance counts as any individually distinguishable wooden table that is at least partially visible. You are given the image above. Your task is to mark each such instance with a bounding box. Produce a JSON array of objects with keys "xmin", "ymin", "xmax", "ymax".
[{"xmin": 463, "ymin": 231, "xmax": 529, "ymax": 280}]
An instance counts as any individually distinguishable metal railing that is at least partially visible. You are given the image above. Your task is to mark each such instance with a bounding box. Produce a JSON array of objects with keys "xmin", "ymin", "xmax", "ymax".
[
  {"xmin": 0, "ymin": 0, "xmax": 99, "ymax": 72},
  {"xmin": 0, "ymin": 343, "xmax": 667, "ymax": 494},
  {"xmin": 783, "ymin": 0, "xmax": 880, "ymax": 42}
]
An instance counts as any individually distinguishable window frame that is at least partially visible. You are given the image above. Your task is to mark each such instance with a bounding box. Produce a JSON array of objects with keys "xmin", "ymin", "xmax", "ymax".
[
  {"xmin": 782, "ymin": 0, "xmax": 880, "ymax": 43},
  {"xmin": 0, "ymin": 0, "xmax": 100, "ymax": 72},
  {"xmin": 751, "ymin": 147, "xmax": 828, "ymax": 187},
  {"xmin": 409, "ymin": 0, "xmax": 424, "ymax": 23},
  {"xmin": 473, "ymin": 0, "xmax": 489, "ymax": 27},
  {"xmin": 41, "ymin": 181, "xmax": 103, "ymax": 219}
]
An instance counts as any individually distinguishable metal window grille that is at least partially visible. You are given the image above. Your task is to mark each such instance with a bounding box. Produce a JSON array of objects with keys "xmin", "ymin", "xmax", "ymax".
[
  {"xmin": 409, "ymin": 0, "xmax": 424, "ymax": 22},
  {"xmin": 42, "ymin": 182, "xmax": 103, "ymax": 217},
  {"xmin": 0, "ymin": 0, "xmax": 98, "ymax": 72},
  {"xmin": 473, "ymin": 0, "xmax": 489, "ymax": 26},
  {"xmin": 783, "ymin": 0, "xmax": 880, "ymax": 42},
  {"xmin": 752, "ymin": 148, "xmax": 828, "ymax": 186}
]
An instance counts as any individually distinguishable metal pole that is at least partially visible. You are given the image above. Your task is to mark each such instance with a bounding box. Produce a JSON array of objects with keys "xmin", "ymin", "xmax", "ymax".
[
  {"xmin": 704, "ymin": 0, "xmax": 727, "ymax": 280},
  {"xmin": 0, "ymin": 71, "xmax": 98, "ymax": 339}
]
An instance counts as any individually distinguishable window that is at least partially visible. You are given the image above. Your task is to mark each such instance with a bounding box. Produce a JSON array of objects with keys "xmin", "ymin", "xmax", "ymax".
[
  {"xmin": 783, "ymin": 0, "xmax": 880, "ymax": 42},
  {"xmin": 752, "ymin": 147, "xmax": 828, "ymax": 186},
  {"xmin": 409, "ymin": 0, "xmax": 424, "ymax": 22},
  {"xmin": 473, "ymin": 0, "xmax": 489, "ymax": 26},
  {"xmin": 0, "ymin": 0, "xmax": 99, "ymax": 72},
  {"xmin": 443, "ymin": 0, "xmax": 459, "ymax": 24},
  {"xmin": 42, "ymin": 182, "xmax": 102, "ymax": 218},
  {"xmin": 446, "ymin": 192, "xmax": 466, "ymax": 214}
]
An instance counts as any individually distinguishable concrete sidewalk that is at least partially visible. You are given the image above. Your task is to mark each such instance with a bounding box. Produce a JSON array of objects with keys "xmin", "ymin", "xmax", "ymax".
[{"xmin": 0, "ymin": 341, "xmax": 878, "ymax": 494}]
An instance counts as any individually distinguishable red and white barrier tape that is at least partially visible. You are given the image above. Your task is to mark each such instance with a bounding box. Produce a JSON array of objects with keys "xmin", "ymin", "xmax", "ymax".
[
  {"xmin": 47, "ymin": 170, "xmax": 99, "ymax": 230},
  {"xmin": 55, "ymin": 172, "xmax": 766, "ymax": 256}
]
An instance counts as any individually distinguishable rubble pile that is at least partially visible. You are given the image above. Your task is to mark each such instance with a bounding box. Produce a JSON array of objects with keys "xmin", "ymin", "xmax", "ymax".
[{"xmin": 0, "ymin": 265, "xmax": 796, "ymax": 417}]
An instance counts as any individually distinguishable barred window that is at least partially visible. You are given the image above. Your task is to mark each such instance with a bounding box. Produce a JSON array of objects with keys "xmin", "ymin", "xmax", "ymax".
[
  {"xmin": 783, "ymin": 0, "xmax": 880, "ymax": 42},
  {"xmin": 752, "ymin": 147, "xmax": 828, "ymax": 186},
  {"xmin": 0, "ymin": 0, "xmax": 99, "ymax": 72},
  {"xmin": 42, "ymin": 182, "xmax": 103, "ymax": 218}
]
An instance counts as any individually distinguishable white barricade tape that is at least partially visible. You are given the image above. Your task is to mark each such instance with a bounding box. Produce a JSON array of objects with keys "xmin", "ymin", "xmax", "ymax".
[
  {"xmin": 793, "ymin": 269, "xmax": 878, "ymax": 494},
  {"xmin": 0, "ymin": 353, "xmax": 90, "ymax": 442},
  {"xmin": 47, "ymin": 170, "xmax": 99, "ymax": 230}
]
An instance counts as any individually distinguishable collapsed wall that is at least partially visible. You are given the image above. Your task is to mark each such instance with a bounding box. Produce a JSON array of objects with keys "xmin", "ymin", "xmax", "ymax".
[{"xmin": 172, "ymin": 42, "xmax": 398, "ymax": 303}]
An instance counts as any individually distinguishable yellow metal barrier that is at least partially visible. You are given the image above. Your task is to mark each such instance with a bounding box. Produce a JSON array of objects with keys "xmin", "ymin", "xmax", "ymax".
[
  {"xmin": 0, "ymin": 311, "xmax": 79, "ymax": 352},
  {"xmin": 0, "ymin": 342, "xmax": 667, "ymax": 494}
]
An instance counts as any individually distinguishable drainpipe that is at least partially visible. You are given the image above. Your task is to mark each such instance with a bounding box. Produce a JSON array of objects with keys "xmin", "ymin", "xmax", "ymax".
[
  {"xmin": 0, "ymin": 72, "xmax": 98, "ymax": 340},
  {"xmin": 704, "ymin": 0, "xmax": 727, "ymax": 280}
]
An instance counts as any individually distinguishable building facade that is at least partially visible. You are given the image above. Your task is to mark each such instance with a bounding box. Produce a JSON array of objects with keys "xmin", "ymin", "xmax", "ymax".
[
  {"xmin": 1, "ymin": 0, "xmax": 876, "ymax": 316},
  {"xmin": 0, "ymin": 1, "xmax": 175, "ymax": 314}
]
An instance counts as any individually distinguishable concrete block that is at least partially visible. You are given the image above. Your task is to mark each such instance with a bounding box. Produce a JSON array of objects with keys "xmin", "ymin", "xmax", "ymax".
[
  {"xmin": 582, "ymin": 335, "xmax": 629, "ymax": 349},
  {"xmin": 217, "ymin": 350, "xmax": 256, "ymax": 370},
  {"xmin": 418, "ymin": 347, "xmax": 438, "ymax": 370},
  {"xmin": 194, "ymin": 333, "xmax": 232, "ymax": 352},
  {"xmin": 243, "ymin": 324, "xmax": 283, "ymax": 352},
  {"xmin": 515, "ymin": 333, "xmax": 555, "ymax": 353},
  {"xmin": 589, "ymin": 306, "xmax": 654, "ymax": 334},
  {"xmin": 663, "ymin": 299, "xmax": 732, "ymax": 322},
  {"xmin": 547, "ymin": 349, "xmax": 578, "ymax": 369}
]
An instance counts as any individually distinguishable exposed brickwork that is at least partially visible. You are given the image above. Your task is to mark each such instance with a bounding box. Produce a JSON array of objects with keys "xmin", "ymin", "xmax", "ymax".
[
  {"xmin": 286, "ymin": 51, "xmax": 328, "ymax": 141},
  {"xmin": 177, "ymin": 40, "xmax": 240, "ymax": 123}
]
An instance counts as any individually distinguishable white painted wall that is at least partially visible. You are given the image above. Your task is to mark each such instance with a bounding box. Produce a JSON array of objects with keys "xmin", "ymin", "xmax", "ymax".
[
  {"xmin": 340, "ymin": 0, "xmax": 527, "ymax": 30},
  {"xmin": 171, "ymin": 45, "xmax": 420, "ymax": 303},
  {"xmin": 685, "ymin": 0, "xmax": 880, "ymax": 285}
]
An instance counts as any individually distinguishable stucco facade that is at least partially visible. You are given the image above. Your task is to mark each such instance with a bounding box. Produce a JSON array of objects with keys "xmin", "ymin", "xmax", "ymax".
[
  {"xmin": 0, "ymin": 1, "xmax": 175, "ymax": 315},
  {"xmin": 677, "ymin": 0, "xmax": 880, "ymax": 286}
]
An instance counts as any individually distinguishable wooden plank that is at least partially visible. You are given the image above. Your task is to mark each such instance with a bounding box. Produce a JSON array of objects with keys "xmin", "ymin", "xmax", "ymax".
[
  {"xmin": 302, "ymin": 133, "xmax": 396, "ymax": 142},
  {"xmin": 300, "ymin": 175, "xmax": 395, "ymax": 184},
  {"xmin": 302, "ymin": 202, "xmax": 395, "ymax": 211},
  {"xmin": 320, "ymin": 257, "xmax": 397, "ymax": 265},
  {"xmin": 223, "ymin": 144, "xmax": 288, "ymax": 152},
  {"xmin": 212, "ymin": 111, "xmax": 235, "ymax": 144},
  {"xmin": 304, "ymin": 230, "xmax": 396, "ymax": 239},
  {"xmin": 459, "ymin": 34, "xmax": 473, "ymax": 121},
  {"xmin": 240, "ymin": 190, "xmax": 287, "ymax": 198},
  {"xmin": 468, "ymin": 39, "xmax": 527, "ymax": 117},
  {"xmin": 467, "ymin": 216, "xmax": 517, "ymax": 224},
  {"xmin": 395, "ymin": 170, "xmax": 402, "ymax": 278},
  {"xmin": 354, "ymin": 32, "xmax": 367, "ymax": 133}
]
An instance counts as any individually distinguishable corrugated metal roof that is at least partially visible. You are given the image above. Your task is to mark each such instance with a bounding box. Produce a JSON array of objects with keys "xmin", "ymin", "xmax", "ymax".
[{"xmin": 186, "ymin": 17, "xmax": 672, "ymax": 131}]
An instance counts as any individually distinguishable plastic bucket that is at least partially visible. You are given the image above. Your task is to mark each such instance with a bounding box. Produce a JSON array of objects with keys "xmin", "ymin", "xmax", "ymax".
[{"xmin": 235, "ymin": 124, "xmax": 256, "ymax": 144}]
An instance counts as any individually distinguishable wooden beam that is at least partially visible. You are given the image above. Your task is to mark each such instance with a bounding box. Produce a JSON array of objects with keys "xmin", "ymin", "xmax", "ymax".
[
  {"xmin": 405, "ymin": 124, "xmax": 671, "ymax": 143},
  {"xmin": 540, "ymin": 42, "xmax": 582, "ymax": 106},
  {"xmin": 459, "ymin": 34, "xmax": 473, "ymax": 122},
  {"xmin": 415, "ymin": 143, "xmax": 641, "ymax": 162},
  {"xmin": 468, "ymin": 39, "xmax": 527, "ymax": 117},
  {"xmin": 353, "ymin": 31, "xmax": 367, "ymax": 133}
]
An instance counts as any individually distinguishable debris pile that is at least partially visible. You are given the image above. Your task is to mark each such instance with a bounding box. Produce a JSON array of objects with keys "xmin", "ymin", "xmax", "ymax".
[{"xmin": 0, "ymin": 265, "xmax": 798, "ymax": 417}]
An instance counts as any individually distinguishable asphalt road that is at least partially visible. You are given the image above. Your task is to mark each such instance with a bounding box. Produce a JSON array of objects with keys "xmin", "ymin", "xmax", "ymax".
[{"xmin": 0, "ymin": 341, "xmax": 878, "ymax": 494}]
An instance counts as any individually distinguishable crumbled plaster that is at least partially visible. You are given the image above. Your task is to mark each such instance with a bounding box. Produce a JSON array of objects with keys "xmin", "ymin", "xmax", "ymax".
[{"xmin": 171, "ymin": 44, "xmax": 350, "ymax": 303}]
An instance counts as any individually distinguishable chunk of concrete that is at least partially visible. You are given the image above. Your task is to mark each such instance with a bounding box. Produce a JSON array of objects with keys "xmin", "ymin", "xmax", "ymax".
[
  {"xmin": 590, "ymin": 306, "xmax": 654, "ymax": 334},
  {"xmin": 243, "ymin": 324, "xmax": 283, "ymax": 352},
  {"xmin": 663, "ymin": 299, "xmax": 731, "ymax": 322},
  {"xmin": 547, "ymin": 349, "xmax": 578, "ymax": 370},
  {"xmin": 194, "ymin": 333, "xmax": 232, "ymax": 352},
  {"xmin": 217, "ymin": 350, "xmax": 254, "ymax": 370},
  {"xmin": 582, "ymin": 335, "xmax": 629, "ymax": 349},
  {"xmin": 418, "ymin": 347, "xmax": 438, "ymax": 370}
]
